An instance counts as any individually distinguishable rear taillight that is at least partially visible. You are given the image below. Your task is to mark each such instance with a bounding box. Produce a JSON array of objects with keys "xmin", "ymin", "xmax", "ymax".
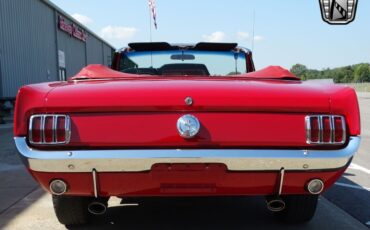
[
  {"xmin": 305, "ymin": 115, "xmax": 346, "ymax": 145},
  {"xmin": 29, "ymin": 115, "xmax": 71, "ymax": 144}
]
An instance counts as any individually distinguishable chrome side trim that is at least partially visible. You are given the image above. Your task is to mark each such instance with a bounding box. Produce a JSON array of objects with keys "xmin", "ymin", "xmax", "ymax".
[
  {"xmin": 41, "ymin": 115, "xmax": 46, "ymax": 144},
  {"xmin": 65, "ymin": 116, "xmax": 71, "ymax": 144},
  {"xmin": 340, "ymin": 116, "xmax": 347, "ymax": 144},
  {"xmin": 14, "ymin": 137, "xmax": 360, "ymax": 173},
  {"xmin": 305, "ymin": 116, "xmax": 311, "ymax": 144}
]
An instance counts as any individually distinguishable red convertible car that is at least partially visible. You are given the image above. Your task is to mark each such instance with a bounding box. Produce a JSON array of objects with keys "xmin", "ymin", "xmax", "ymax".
[{"xmin": 14, "ymin": 42, "xmax": 360, "ymax": 226}]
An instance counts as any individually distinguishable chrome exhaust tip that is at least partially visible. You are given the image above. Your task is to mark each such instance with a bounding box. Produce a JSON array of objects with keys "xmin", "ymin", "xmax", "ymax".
[
  {"xmin": 87, "ymin": 201, "xmax": 107, "ymax": 215},
  {"xmin": 266, "ymin": 198, "xmax": 286, "ymax": 212},
  {"xmin": 49, "ymin": 179, "xmax": 67, "ymax": 195},
  {"xmin": 307, "ymin": 179, "xmax": 324, "ymax": 194}
]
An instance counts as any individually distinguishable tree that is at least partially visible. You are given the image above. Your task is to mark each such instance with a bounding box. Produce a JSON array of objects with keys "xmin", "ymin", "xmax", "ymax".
[
  {"xmin": 354, "ymin": 64, "xmax": 370, "ymax": 82},
  {"xmin": 290, "ymin": 64, "xmax": 307, "ymax": 79},
  {"xmin": 289, "ymin": 64, "xmax": 363, "ymax": 83}
]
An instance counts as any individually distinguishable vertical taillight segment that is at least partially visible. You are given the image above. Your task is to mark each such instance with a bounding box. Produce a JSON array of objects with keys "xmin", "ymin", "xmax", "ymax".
[
  {"xmin": 30, "ymin": 116, "xmax": 42, "ymax": 143},
  {"xmin": 56, "ymin": 116, "xmax": 67, "ymax": 143},
  {"xmin": 309, "ymin": 117, "xmax": 320, "ymax": 143},
  {"xmin": 322, "ymin": 116, "xmax": 332, "ymax": 143},
  {"xmin": 334, "ymin": 116, "xmax": 345, "ymax": 143},
  {"xmin": 44, "ymin": 116, "xmax": 54, "ymax": 143},
  {"xmin": 29, "ymin": 115, "xmax": 71, "ymax": 144},
  {"xmin": 306, "ymin": 115, "xmax": 346, "ymax": 145}
]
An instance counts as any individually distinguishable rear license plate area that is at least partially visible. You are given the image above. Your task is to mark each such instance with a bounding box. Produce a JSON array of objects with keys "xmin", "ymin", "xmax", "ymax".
[{"xmin": 151, "ymin": 163, "xmax": 227, "ymax": 193}]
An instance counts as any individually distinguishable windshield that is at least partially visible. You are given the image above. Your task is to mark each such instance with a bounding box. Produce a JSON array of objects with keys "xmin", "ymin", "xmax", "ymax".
[{"xmin": 119, "ymin": 50, "xmax": 247, "ymax": 76}]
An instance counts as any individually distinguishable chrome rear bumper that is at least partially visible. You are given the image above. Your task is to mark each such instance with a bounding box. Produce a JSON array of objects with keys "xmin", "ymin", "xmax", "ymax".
[{"xmin": 14, "ymin": 137, "xmax": 360, "ymax": 173}]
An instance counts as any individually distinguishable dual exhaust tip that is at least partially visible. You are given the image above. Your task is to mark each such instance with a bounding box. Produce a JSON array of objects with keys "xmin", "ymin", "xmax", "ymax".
[
  {"xmin": 266, "ymin": 178, "xmax": 324, "ymax": 212},
  {"xmin": 87, "ymin": 201, "xmax": 107, "ymax": 215},
  {"xmin": 306, "ymin": 179, "xmax": 324, "ymax": 195},
  {"xmin": 266, "ymin": 198, "xmax": 286, "ymax": 212},
  {"xmin": 49, "ymin": 179, "xmax": 68, "ymax": 195},
  {"xmin": 49, "ymin": 178, "xmax": 324, "ymax": 214},
  {"xmin": 49, "ymin": 179, "xmax": 107, "ymax": 215}
]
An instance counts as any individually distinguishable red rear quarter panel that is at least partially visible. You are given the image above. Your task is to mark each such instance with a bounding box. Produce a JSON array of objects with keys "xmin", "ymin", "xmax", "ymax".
[
  {"xmin": 14, "ymin": 83, "xmax": 55, "ymax": 136},
  {"xmin": 329, "ymin": 86, "xmax": 361, "ymax": 135}
]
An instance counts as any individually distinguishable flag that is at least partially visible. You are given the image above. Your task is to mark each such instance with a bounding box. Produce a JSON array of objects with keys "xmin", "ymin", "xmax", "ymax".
[{"xmin": 148, "ymin": 0, "xmax": 157, "ymax": 29}]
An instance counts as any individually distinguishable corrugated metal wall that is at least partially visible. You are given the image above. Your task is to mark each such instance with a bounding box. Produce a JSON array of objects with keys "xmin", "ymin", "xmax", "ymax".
[
  {"xmin": 0, "ymin": 0, "xmax": 58, "ymax": 98},
  {"xmin": 86, "ymin": 35, "xmax": 104, "ymax": 65},
  {"xmin": 0, "ymin": 0, "xmax": 115, "ymax": 99},
  {"xmin": 103, "ymin": 44, "xmax": 113, "ymax": 67}
]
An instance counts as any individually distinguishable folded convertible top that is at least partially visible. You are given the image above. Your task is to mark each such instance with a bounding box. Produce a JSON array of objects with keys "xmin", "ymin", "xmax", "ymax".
[{"xmin": 70, "ymin": 64, "xmax": 300, "ymax": 81}]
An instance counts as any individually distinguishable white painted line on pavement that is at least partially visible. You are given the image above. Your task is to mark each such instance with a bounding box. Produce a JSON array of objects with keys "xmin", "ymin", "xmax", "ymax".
[
  {"xmin": 349, "ymin": 163, "xmax": 370, "ymax": 175},
  {"xmin": 334, "ymin": 182, "xmax": 370, "ymax": 191}
]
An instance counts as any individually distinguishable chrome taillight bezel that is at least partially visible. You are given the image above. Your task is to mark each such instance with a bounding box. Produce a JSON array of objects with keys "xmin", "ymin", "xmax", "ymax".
[
  {"xmin": 29, "ymin": 114, "xmax": 71, "ymax": 145},
  {"xmin": 305, "ymin": 115, "xmax": 346, "ymax": 145}
]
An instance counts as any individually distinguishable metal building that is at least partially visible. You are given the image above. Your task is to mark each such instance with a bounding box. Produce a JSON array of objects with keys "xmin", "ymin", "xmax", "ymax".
[{"xmin": 0, "ymin": 0, "xmax": 115, "ymax": 102}]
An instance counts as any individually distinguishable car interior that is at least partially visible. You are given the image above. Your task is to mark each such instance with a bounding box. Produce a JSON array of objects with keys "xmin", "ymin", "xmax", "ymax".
[{"xmin": 121, "ymin": 63, "xmax": 211, "ymax": 76}]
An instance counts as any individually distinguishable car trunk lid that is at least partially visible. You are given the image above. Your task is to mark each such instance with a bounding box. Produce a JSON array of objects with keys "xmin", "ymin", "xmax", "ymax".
[{"xmin": 35, "ymin": 78, "xmax": 335, "ymax": 148}]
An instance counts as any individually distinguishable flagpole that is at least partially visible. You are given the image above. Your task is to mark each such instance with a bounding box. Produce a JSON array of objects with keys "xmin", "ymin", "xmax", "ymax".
[
  {"xmin": 149, "ymin": 6, "xmax": 152, "ymax": 42},
  {"xmin": 149, "ymin": 3, "xmax": 153, "ymax": 67}
]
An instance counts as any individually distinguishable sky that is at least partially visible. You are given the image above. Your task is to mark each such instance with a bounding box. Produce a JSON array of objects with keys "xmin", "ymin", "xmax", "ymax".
[{"xmin": 50, "ymin": 0, "xmax": 370, "ymax": 70}]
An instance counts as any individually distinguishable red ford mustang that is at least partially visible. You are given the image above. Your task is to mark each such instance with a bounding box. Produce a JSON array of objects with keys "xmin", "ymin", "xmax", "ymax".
[{"xmin": 14, "ymin": 42, "xmax": 361, "ymax": 226}]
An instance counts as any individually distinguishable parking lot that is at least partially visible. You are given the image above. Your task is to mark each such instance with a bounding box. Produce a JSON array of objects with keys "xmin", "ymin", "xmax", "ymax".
[{"xmin": 0, "ymin": 93, "xmax": 369, "ymax": 230}]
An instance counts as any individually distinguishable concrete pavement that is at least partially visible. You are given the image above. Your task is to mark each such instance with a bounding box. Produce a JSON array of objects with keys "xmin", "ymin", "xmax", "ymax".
[
  {"xmin": 323, "ymin": 92, "xmax": 370, "ymax": 226},
  {"xmin": 0, "ymin": 189, "xmax": 368, "ymax": 230},
  {"xmin": 0, "ymin": 125, "xmax": 39, "ymax": 216}
]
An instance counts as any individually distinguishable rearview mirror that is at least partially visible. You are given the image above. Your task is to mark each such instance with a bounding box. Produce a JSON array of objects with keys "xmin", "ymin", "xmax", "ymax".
[{"xmin": 170, "ymin": 54, "xmax": 195, "ymax": 60}]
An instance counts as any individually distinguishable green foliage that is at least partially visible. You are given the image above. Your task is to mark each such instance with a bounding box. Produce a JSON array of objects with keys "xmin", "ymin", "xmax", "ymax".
[
  {"xmin": 290, "ymin": 63, "xmax": 370, "ymax": 83},
  {"xmin": 354, "ymin": 64, "xmax": 370, "ymax": 82},
  {"xmin": 290, "ymin": 64, "xmax": 308, "ymax": 80}
]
